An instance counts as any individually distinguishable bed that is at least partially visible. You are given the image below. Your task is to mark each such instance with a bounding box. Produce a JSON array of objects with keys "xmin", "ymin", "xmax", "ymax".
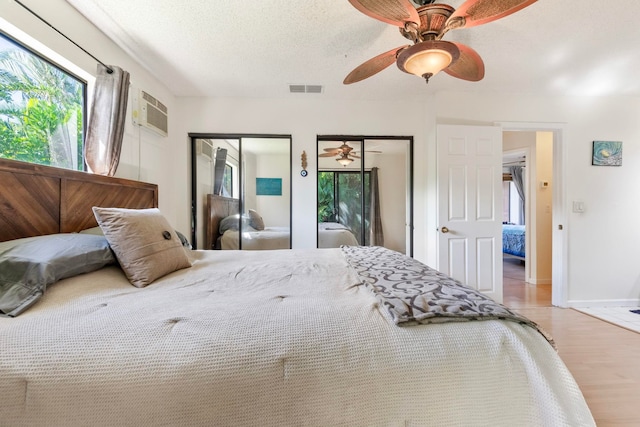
[
  {"xmin": 207, "ymin": 195, "xmax": 358, "ymax": 250},
  {"xmin": 503, "ymin": 224, "xmax": 526, "ymax": 259},
  {"xmin": 0, "ymin": 159, "xmax": 594, "ymax": 426}
]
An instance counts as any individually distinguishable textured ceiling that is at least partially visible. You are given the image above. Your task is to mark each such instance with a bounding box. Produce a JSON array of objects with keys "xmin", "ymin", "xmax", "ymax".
[{"xmin": 64, "ymin": 0, "xmax": 640, "ymax": 101}]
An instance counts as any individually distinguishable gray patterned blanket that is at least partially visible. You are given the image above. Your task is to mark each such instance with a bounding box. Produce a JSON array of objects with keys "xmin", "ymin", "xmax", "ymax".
[{"xmin": 342, "ymin": 246, "xmax": 554, "ymax": 347}]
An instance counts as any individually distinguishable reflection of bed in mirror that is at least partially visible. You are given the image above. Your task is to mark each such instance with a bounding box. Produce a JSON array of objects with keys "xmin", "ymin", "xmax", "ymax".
[
  {"xmin": 318, "ymin": 222, "xmax": 359, "ymax": 248},
  {"xmin": 207, "ymin": 195, "xmax": 358, "ymax": 250},
  {"xmin": 207, "ymin": 194, "xmax": 290, "ymax": 250},
  {"xmin": 221, "ymin": 226, "xmax": 290, "ymax": 250}
]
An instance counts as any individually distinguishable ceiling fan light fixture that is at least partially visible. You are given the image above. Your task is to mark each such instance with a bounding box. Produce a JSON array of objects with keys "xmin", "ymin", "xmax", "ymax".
[
  {"xmin": 397, "ymin": 41, "xmax": 460, "ymax": 82},
  {"xmin": 337, "ymin": 154, "xmax": 353, "ymax": 166}
]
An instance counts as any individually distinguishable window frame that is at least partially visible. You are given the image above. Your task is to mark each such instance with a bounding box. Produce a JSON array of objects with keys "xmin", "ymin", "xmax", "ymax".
[{"xmin": 0, "ymin": 30, "xmax": 88, "ymax": 171}]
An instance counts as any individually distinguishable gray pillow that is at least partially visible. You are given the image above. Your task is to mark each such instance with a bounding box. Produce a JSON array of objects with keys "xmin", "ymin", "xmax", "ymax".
[
  {"xmin": 0, "ymin": 234, "xmax": 116, "ymax": 317},
  {"xmin": 219, "ymin": 214, "xmax": 252, "ymax": 234},
  {"xmin": 176, "ymin": 230, "xmax": 192, "ymax": 249}
]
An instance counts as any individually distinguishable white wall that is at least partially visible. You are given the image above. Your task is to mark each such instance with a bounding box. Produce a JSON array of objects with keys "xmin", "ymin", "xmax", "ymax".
[
  {"xmin": 435, "ymin": 91, "xmax": 640, "ymax": 306},
  {"xmin": 535, "ymin": 132, "xmax": 553, "ymax": 284},
  {"xmin": 0, "ymin": 0, "xmax": 183, "ymax": 230},
  {"xmin": 243, "ymin": 151, "xmax": 257, "ymax": 214},
  {"xmin": 373, "ymin": 153, "xmax": 407, "ymax": 254},
  {"xmin": 255, "ymin": 153, "xmax": 290, "ymax": 227}
]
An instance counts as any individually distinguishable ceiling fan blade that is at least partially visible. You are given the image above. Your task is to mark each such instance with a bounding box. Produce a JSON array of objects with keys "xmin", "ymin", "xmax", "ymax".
[
  {"xmin": 319, "ymin": 153, "xmax": 338, "ymax": 158},
  {"xmin": 348, "ymin": 0, "xmax": 420, "ymax": 27},
  {"xmin": 351, "ymin": 154, "xmax": 361, "ymax": 159},
  {"xmin": 323, "ymin": 148, "xmax": 342, "ymax": 153},
  {"xmin": 444, "ymin": 42, "xmax": 485, "ymax": 82},
  {"xmin": 446, "ymin": 0, "xmax": 537, "ymax": 29},
  {"xmin": 344, "ymin": 45, "xmax": 409, "ymax": 84},
  {"xmin": 352, "ymin": 150, "xmax": 382, "ymax": 155}
]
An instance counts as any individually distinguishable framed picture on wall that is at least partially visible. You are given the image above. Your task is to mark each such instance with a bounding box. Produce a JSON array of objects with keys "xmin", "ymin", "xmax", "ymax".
[
  {"xmin": 256, "ymin": 178, "xmax": 282, "ymax": 196},
  {"xmin": 592, "ymin": 141, "xmax": 622, "ymax": 166}
]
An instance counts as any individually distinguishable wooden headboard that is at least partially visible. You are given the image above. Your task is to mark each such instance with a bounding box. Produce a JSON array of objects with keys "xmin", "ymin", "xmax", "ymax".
[
  {"xmin": 206, "ymin": 194, "xmax": 239, "ymax": 249},
  {"xmin": 0, "ymin": 158, "xmax": 158, "ymax": 242}
]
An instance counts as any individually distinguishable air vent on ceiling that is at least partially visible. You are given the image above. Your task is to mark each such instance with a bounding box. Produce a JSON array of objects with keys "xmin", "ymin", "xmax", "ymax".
[{"xmin": 289, "ymin": 84, "xmax": 323, "ymax": 94}]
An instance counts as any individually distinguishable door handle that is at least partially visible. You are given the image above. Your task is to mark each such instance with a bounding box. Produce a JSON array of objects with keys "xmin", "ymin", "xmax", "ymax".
[{"xmin": 440, "ymin": 226, "xmax": 449, "ymax": 233}]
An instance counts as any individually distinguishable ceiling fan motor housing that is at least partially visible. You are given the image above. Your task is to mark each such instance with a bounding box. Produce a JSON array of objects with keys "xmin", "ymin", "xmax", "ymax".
[{"xmin": 401, "ymin": 4, "xmax": 456, "ymax": 42}]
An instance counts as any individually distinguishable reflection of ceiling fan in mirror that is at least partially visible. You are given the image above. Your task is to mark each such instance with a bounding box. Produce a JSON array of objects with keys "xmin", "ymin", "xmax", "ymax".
[
  {"xmin": 343, "ymin": 0, "xmax": 537, "ymax": 85},
  {"xmin": 319, "ymin": 142, "xmax": 381, "ymax": 166}
]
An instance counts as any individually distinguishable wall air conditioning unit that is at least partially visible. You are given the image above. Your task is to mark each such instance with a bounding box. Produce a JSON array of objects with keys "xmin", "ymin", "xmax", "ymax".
[
  {"xmin": 196, "ymin": 139, "xmax": 214, "ymax": 161},
  {"xmin": 132, "ymin": 90, "xmax": 168, "ymax": 137}
]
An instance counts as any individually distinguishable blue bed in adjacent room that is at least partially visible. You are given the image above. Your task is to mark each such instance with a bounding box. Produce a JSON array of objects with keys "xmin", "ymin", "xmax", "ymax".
[{"xmin": 503, "ymin": 224, "xmax": 525, "ymax": 259}]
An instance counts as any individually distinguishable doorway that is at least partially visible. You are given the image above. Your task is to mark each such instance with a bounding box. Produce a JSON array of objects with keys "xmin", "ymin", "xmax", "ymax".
[{"xmin": 499, "ymin": 123, "xmax": 566, "ymax": 307}]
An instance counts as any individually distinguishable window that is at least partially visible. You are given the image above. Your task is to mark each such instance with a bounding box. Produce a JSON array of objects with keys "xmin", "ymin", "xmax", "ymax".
[
  {"xmin": 222, "ymin": 163, "xmax": 234, "ymax": 197},
  {"xmin": 0, "ymin": 33, "xmax": 86, "ymax": 170},
  {"xmin": 502, "ymin": 180, "xmax": 523, "ymax": 224}
]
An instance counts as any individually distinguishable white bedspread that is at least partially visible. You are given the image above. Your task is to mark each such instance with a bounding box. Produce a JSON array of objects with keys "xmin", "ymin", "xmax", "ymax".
[
  {"xmin": 0, "ymin": 249, "xmax": 594, "ymax": 426},
  {"xmin": 221, "ymin": 226, "xmax": 290, "ymax": 250}
]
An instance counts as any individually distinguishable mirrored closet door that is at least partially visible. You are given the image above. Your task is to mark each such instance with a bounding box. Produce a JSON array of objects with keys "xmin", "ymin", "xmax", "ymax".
[
  {"xmin": 190, "ymin": 133, "xmax": 291, "ymax": 250},
  {"xmin": 317, "ymin": 136, "xmax": 413, "ymax": 256}
]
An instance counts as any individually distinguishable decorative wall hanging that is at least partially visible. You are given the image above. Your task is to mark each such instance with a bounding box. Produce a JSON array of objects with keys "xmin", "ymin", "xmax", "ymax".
[
  {"xmin": 592, "ymin": 141, "xmax": 622, "ymax": 166},
  {"xmin": 256, "ymin": 178, "xmax": 282, "ymax": 195},
  {"xmin": 301, "ymin": 151, "xmax": 308, "ymax": 177}
]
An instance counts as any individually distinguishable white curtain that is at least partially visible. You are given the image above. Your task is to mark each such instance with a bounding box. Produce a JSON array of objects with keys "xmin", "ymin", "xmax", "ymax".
[
  {"xmin": 84, "ymin": 64, "xmax": 130, "ymax": 176},
  {"xmin": 509, "ymin": 166, "xmax": 525, "ymax": 223}
]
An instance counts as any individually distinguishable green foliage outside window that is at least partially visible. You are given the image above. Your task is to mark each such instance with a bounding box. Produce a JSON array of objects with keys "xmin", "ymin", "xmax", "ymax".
[
  {"xmin": 317, "ymin": 171, "xmax": 335, "ymax": 222},
  {"xmin": 0, "ymin": 34, "xmax": 85, "ymax": 170},
  {"xmin": 317, "ymin": 170, "xmax": 370, "ymax": 245}
]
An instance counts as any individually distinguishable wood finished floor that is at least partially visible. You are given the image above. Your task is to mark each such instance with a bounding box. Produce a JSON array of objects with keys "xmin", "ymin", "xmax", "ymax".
[{"xmin": 503, "ymin": 258, "xmax": 640, "ymax": 427}]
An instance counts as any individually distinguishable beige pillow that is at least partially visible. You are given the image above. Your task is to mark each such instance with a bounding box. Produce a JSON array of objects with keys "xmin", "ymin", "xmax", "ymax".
[
  {"xmin": 248, "ymin": 209, "xmax": 265, "ymax": 231},
  {"xmin": 92, "ymin": 207, "xmax": 191, "ymax": 287}
]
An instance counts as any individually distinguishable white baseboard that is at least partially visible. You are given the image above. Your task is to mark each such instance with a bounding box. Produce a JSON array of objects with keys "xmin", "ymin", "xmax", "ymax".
[
  {"xmin": 526, "ymin": 278, "xmax": 552, "ymax": 285},
  {"xmin": 568, "ymin": 299, "xmax": 640, "ymax": 308}
]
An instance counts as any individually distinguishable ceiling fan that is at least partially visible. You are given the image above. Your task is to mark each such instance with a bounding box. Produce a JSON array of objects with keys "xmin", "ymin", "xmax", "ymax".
[
  {"xmin": 344, "ymin": 0, "xmax": 538, "ymax": 85},
  {"xmin": 319, "ymin": 142, "xmax": 380, "ymax": 166}
]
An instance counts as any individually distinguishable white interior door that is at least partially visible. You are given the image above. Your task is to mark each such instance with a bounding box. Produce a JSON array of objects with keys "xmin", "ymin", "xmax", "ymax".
[{"xmin": 437, "ymin": 124, "xmax": 503, "ymax": 302}]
